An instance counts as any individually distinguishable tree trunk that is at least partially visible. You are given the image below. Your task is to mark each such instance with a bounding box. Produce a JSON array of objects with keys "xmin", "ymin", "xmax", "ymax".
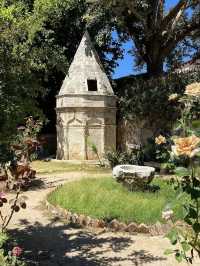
[
  {"xmin": 146, "ymin": 57, "xmax": 164, "ymax": 77},
  {"xmin": 147, "ymin": 62, "xmax": 164, "ymax": 77}
]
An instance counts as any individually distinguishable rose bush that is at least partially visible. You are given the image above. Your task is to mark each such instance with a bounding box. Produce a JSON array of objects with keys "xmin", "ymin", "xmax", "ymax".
[
  {"xmin": 0, "ymin": 234, "xmax": 25, "ymax": 266},
  {"xmin": 164, "ymin": 82, "xmax": 200, "ymax": 263},
  {"xmin": 172, "ymin": 135, "xmax": 200, "ymax": 158},
  {"xmin": 0, "ymin": 195, "xmax": 27, "ymax": 265},
  {"xmin": 11, "ymin": 247, "xmax": 23, "ymax": 257},
  {"xmin": 185, "ymin": 83, "xmax": 200, "ymax": 97},
  {"xmin": 0, "ymin": 117, "xmax": 42, "ymax": 265},
  {"xmin": 155, "ymin": 135, "xmax": 166, "ymax": 145},
  {"xmin": 0, "ymin": 117, "xmax": 42, "ymax": 191}
]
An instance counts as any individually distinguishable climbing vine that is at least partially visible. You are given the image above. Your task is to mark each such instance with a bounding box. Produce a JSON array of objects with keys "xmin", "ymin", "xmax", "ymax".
[{"xmin": 115, "ymin": 71, "xmax": 200, "ymax": 130}]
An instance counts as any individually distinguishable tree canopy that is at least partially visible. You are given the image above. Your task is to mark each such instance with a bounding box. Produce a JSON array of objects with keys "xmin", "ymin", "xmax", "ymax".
[
  {"xmin": 0, "ymin": 1, "xmax": 43, "ymax": 141},
  {"xmin": 0, "ymin": 0, "xmax": 123, "ymax": 139},
  {"xmin": 88, "ymin": 0, "xmax": 200, "ymax": 76},
  {"xmin": 0, "ymin": 0, "xmax": 199, "ymax": 142}
]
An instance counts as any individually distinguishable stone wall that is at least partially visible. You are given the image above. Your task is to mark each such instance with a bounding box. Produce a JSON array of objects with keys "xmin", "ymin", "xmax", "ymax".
[
  {"xmin": 117, "ymin": 119, "xmax": 157, "ymax": 151},
  {"xmin": 56, "ymin": 105, "xmax": 116, "ymax": 160}
]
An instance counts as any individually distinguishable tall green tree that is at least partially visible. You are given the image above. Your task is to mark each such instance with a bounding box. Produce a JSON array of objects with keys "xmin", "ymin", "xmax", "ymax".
[
  {"xmin": 0, "ymin": 0, "xmax": 68, "ymax": 140},
  {"xmin": 28, "ymin": 0, "xmax": 123, "ymax": 132},
  {"xmin": 0, "ymin": 0, "xmax": 123, "ymax": 138},
  {"xmin": 0, "ymin": 1, "xmax": 41, "ymax": 141},
  {"xmin": 89, "ymin": 0, "xmax": 200, "ymax": 76}
]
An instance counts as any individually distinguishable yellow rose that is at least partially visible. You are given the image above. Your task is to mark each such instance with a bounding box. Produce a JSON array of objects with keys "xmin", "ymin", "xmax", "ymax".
[
  {"xmin": 168, "ymin": 93, "xmax": 178, "ymax": 101},
  {"xmin": 155, "ymin": 135, "xmax": 166, "ymax": 145},
  {"xmin": 185, "ymin": 82, "xmax": 200, "ymax": 97},
  {"xmin": 172, "ymin": 135, "xmax": 200, "ymax": 158}
]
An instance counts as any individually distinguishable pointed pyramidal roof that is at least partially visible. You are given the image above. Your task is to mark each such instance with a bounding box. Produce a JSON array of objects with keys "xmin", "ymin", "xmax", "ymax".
[{"xmin": 59, "ymin": 31, "xmax": 114, "ymax": 96}]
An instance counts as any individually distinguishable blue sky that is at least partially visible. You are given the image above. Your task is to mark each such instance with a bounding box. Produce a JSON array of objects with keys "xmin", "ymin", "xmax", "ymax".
[{"xmin": 112, "ymin": 0, "xmax": 182, "ymax": 79}]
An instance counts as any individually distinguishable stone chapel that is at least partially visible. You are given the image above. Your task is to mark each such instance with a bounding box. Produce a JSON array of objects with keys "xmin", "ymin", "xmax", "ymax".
[{"xmin": 56, "ymin": 31, "xmax": 116, "ymax": 160}]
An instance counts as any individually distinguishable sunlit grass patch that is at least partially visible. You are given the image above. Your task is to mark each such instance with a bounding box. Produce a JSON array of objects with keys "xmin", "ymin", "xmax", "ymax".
[
  {"xmin": 48, "ymin": 176, "xmax": 189, "ymax": 225},
  {"xmin": 31, "ymin": 160, "xmax": 111, "ymax": 175}
]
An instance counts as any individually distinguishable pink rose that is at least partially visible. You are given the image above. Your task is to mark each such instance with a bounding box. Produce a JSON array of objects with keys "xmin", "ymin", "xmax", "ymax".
[
  {"xmin": 12, "ymin": 246, "xmax": 23, "ymax": 257},
  {"xmin": 0, "ymin": 192, "xmax": 6, "ymax": 199}
]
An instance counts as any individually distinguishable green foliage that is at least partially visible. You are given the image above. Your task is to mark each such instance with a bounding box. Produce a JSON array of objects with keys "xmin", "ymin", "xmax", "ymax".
[
  {"xmin": 116, "ymin": 71, "xmax": 200, "ymax": 129},
  {"xmin": 155, "ymin": 145, "xmax": 170, "ymax": 163},
  {"xmin": 0, "ymin": 248, "xmax": 26, "ymax": 265},
  {"xmin": 0, "ymin": 0, "xmax": 123, "ymax": 136},
  {"xmin": 0, "ymin": 233, "xmax": 9, "ymax": 249},
  {"xmin": 165, "ymin": 228, "xmax": 191, "ymax": 263},
  {"xmin": 0, "ymin": 249, "xmax": 10, "ymax": 266},
  {"xmin": 165, "ymin": 87, "xmax": 200, "ymax": 263},
  {"xmin": 0, "ymin": 0, "xmax": 46, "ymax": 142},
  {"xmin": 0, "ymin": 232, "xmax": 25, "ymax": 266},
  {"xmin": 33, "ymin": 0, "xmax": 121, "ymax": 73},
  {"xmin": 0, "ymin": 145, "xmax": 14, "ymax": 168},
  {"xmin": 160, "ymin": 162, "xmax": 176, "ymax": 173},
  {"xmin": 86, "ymin": 139, "xmax": 104, "ymax": 166},
  {"xmin": 88, "ymin": 0, "xmax": 200, "ymax": 75},
  {"xmin": 0, "ymin": 117, "xmax": 41, "ymax": 191},
  {"xmin": 141, "ymin": 138, "xmax": 158, "ymax": 162},
  {"xmin": 11, "ymin": 117, "xmax": 42, "ymax": 162},
  {"xmin": 141, "ymin": 137, "xmax": 177, "ymax": 174},
  {"xmin": 48, "ymin": 177, "xmax": 189, "ymax": 224},
  {"xmin": 191, "ymin": 120, "xmax": 200, "ymax": 137},
  {"xmin": 174, "ymin": 167, "xmax": 190, "ymax": 177},
  {"xmin": 106, "ymin": 149, "xmax": 143, "ymax": 168},
  {"xmin": 173, "ymin": 96, "xmax": 200, "ymax": 138},
  {"xmin": 143, "ymin": 137, "xmax": 171, "ymax": 164}
]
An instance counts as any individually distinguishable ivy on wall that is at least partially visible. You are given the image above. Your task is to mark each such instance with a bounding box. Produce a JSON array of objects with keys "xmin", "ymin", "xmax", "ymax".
[{"xmin": 114, "ymin": 71, "xmax": 200, "ymax": 131}]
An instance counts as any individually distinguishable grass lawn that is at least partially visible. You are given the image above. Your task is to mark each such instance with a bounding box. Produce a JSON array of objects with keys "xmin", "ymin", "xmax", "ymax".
[
  {"xmin": 31, "ymin": 160, "xmax": 111, "ymax": 175},
  {"xmin": 48, "ymin": 176, "xmax": 189, "ymax": 225}
]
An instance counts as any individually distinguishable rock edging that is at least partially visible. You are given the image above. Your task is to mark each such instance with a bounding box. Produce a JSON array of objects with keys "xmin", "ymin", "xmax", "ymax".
[{"xmin": 45, "ymin": 191, "xmax": 172, "ymax": 236}]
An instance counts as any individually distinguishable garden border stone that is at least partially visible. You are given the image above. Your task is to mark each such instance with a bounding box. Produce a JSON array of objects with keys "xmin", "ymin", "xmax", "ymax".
[{"xmin": 45, "ymin": 186, "xmax": 174, "ymax": 236}]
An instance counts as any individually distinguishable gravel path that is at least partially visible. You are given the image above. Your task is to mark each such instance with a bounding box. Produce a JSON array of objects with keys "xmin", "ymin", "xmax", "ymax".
[{"xmin": 6, "ymin": 172, "xmax": 200, "ymax": 266}]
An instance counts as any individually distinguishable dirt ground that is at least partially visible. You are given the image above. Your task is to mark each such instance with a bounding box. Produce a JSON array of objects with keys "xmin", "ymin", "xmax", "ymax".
[{"xmin": 5, "ymin": 172, "xmax": 200, "ymax": 266}]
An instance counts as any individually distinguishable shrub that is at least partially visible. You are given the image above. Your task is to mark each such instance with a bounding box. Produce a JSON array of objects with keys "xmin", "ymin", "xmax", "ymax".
[
  {"xmin": 0, "ymin": 192, "xmax": 27, "ymax": 232},
  {"xmin": 0, "ymin": 117, "xmax": 42, "ymax": 191},
  {"xmin": 164, "ymin": 82, "xmax": 200, "ymax": 264},
  {"xmin": 116, "ymin": 71, "xmax": 200, "ymax": 131},
  {"xmin": 142, "ymin": 136, "xmax": 171, "ymax": 163},
  {"xmin": 0, "ymin": 232, "xmax": 25, "ymax": 266},
  {"xmin": 0, "ymin": 118, "xmax": 39, "ymax": 266},
  {"xmin": 106, "ymin": 149, "xmax": 143, "ymax": 168},
  {"xmin": 0, "ymin": 196, "xmax": 27, "ymax": 265}
]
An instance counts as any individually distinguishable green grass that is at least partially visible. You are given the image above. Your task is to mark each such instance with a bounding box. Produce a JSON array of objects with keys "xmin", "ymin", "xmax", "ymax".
[
  {"xmin": 31, "ymin": 160, "xmax": 111, "ymax": 175},
  {"xmin": 48, "ymin": 176, "xmax": 189, "ymax": 225}
]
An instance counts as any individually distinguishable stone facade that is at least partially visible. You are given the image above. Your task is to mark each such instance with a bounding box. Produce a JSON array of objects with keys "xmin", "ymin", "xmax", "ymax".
[
  {"xmin": 56, "ymin": 31, "xmax": 116, "ymax": 160},
  {"xmin": 117, "ymin": 118, "xmax": 173, "ymax": 151},
  {"xmin": 117, "ymin": 119, "xmax": 156, "ymax": 150}
]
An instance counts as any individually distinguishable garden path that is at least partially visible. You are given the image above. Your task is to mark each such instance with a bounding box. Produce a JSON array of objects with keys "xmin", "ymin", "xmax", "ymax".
[{"xmin": 6, "ymin": 172, "xmax": 200, "ymax": 266}]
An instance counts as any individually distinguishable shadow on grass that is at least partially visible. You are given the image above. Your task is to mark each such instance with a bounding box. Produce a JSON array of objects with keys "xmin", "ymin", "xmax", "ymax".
[{"xmin": 9, "ymin": 218, "xmax": 167, "ymax": 266}]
